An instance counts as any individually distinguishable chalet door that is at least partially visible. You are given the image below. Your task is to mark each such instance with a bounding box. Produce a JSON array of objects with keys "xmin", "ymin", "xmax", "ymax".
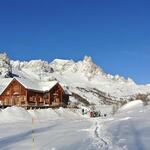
[
  {"xmin": 55, "ymin": 97, "xmax": 60, "ymax": 103},
  {"xmin": 4, "ymin": 98, "xmax": 9, "ymax": 105},
  {"xmin": 14, "ymin": 97, "xmax": 19, "ymax": 105},
  {"xmin": 53, "ymin": 92, "xmax": 58, "ymax": 102},
  {"xmin": 20, "ymin": 96, "xmax": 26, "ymax": 105},
  {"xmin": 12, "ymin": 96, "xmax": 19, "ymax": 106}
]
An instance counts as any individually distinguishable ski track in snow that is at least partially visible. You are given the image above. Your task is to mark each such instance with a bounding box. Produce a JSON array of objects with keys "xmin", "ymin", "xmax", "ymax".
[
  {"xmin": 94, "ymin": 122, "xmax": 109, "ymax": 150},
  {"xmin": 90, "ymin": 119, "xmax": 124, "ymax": 150}
]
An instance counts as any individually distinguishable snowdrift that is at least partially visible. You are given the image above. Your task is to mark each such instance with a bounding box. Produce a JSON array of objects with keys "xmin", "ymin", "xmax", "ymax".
[
  {"xmin": 0, "ymin": 107, "xmax": 31, "ymax": 123},
  {"xmin": 0, "ymin": 107, "xmax": 82, "ymax": 124},
  {"xmin": 118, "ymin": 100, "xmax": 144, "ymax": 113}
]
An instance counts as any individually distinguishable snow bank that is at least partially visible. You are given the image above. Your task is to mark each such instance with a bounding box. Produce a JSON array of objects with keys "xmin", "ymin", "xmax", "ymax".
[
  {"xmin": 55, "ymin": 107, "xmax": 80, "ymax": 119},
  {"xmin": 118, "ymin": 100, "xmax": 143, "ymax": 112},
  {"xmin": 28, "ymin": 108, "xmax": 59, "ymax": 121},
  {"xmin": 0, "ymin": 106, "xmax": 31, "ymax": 123},
  {"xmin": 29, "ymin": 107, "xmax": 82, "ymax": 120},
  {"xmin": 0, "ymin": 107, "xmax": 82, "ymax": 124}
]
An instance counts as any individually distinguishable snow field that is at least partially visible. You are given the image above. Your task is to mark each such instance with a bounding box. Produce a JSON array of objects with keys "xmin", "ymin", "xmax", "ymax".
[
  {"xmin": 0, "ymin": 106, "xmax": 101, "ymax": 150},
  {"xmin": 95, "ymin": 100, "xmax": 150, "ymax": 150},
  {"xmin": 0, "ymin": 101, "xmax": 150, "ymax": 150}
]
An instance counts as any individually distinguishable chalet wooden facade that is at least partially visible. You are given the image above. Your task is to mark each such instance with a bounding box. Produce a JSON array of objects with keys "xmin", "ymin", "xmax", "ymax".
[{"xmin": 0, "ymin": 78, "xmax": 69, "ymax": 108}]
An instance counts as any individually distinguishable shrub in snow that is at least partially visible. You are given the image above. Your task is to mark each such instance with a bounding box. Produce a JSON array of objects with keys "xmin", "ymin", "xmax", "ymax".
[
  {"xmin": 135, "ymin": 93, "xmax": 150, "ymax": 106},
  {"xmin": 146, "ymin": 95, "xmax": 150, "ymax": 102},
  {"xmin": 112, "ymin": 104, "xmax": 118, "ymax": 114}
]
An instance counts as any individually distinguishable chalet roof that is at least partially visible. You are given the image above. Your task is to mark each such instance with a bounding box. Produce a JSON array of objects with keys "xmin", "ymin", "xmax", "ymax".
[
  {"xmin": 0, "ymin": 77, "xmax": 58, "ymax": 95},
  {"xmin": 15, "ymin": 77, "xmax": 58, "ymax": 92}
]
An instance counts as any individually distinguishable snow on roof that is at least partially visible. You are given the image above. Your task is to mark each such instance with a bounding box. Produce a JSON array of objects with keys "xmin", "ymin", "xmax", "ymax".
[
  {"xmin": 0, "ymin": 78, "xmax": 13, "ymax": 95},
  {"xmin": 15, "ymin": 77, "xmax": 58, "ymax": 92},
  {"xmin": 0, "ymin": 77, "xmax": 58, "ymax": 95},
  {"xmin": 40, "ymin": 80, "xmax": 58, "ymax": 92}
]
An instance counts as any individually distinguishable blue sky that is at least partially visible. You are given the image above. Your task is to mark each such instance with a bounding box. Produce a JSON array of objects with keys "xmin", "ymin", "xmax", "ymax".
[{"xmin": 0, "ymin": 0, "xmax": 150, "ymax": 84}]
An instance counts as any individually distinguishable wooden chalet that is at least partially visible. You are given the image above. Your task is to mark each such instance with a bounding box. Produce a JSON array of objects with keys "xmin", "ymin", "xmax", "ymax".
[{"xmin": 0, "ymin": 77, "xmax": 69, "ymax": 108}]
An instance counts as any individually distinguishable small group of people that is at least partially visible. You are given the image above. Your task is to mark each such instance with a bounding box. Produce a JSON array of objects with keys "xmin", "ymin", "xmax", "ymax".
[
  {"xmin": 82, "ymin": 108, "xmax": 104, "ymax": 118},
  {"xmin": 89, "ymin": 110, "xmax": 101, "ymax": 118}
]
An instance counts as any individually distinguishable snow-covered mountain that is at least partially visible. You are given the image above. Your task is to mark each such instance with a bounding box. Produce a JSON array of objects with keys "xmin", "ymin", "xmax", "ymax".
[{"xmin": 1, "ymin": 53, "xmax": 150, "ymax": 105}]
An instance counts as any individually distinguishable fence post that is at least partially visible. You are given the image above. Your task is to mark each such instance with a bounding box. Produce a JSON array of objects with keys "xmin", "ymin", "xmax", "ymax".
[{"xmin": 32, "ymin": 117, "xmax": 35, "ymax": 150}]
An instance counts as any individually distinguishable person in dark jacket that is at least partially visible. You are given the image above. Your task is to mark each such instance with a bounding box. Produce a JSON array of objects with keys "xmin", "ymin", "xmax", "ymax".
[{"xmin": 82, "ymin": 109, "xmax": 84, "ymax": 115}]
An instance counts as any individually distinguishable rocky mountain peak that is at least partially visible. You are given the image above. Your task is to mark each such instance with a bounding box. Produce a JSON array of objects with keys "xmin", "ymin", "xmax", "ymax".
[
  {"xmin": 83, "ymin": 56, "xmax": 93, "ymax": 63},
  {"xmin": 0, "ymin": 52, "xmax": 12, "ymax": 77},
  {"xmin": 80, "ymin": 56, "xmax": 105, "ymax": 78},
  {"xmin": 0, "ymin": 53, "xmax": 10, "ymax": 64}
]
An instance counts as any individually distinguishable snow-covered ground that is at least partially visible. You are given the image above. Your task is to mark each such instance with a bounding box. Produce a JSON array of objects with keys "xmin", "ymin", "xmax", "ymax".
[
  {"xmin": 0, "ymin": 119, "xmax": 93, "ymax": 150},
  {"xmin": 1, "ymin": 53, "xmax": 150, "ymax": 150},
  {"xmin": 95, "ymin": 100, "xmax": 150, "ymax": 150},
  {"xmin": 0, "ymin": 102, "xmax": 150, "ymax": 150},
  {"xmin": 0, "ymin": 107, "xmax": 99, "ymax": 150}
]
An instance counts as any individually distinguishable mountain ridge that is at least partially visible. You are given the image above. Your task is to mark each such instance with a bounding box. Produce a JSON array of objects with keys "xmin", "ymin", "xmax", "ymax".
[{"xmin": 0, "ymin": 52, "xmax": 150, "ymax": 105}]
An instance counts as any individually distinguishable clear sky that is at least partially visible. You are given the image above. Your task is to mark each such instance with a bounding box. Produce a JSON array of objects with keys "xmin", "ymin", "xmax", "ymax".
[{"xmin": 0, "ymin": 0, "xmax": 150, "ymax": 84}]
